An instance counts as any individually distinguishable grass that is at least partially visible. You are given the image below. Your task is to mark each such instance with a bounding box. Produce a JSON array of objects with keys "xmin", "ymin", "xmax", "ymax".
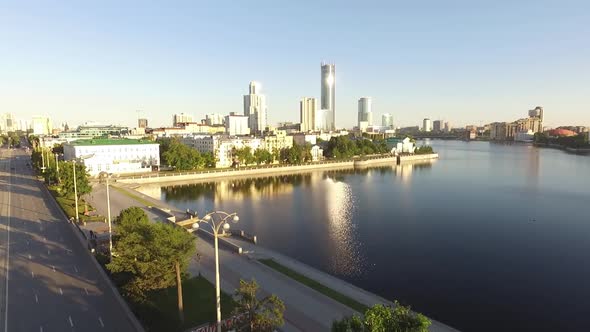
[
  {"xmin": 131, "ymin": 276, "xmax": 235, "ymax": 332},
  {"xmin": 259, "ymin": 258, "xmax": 369, "ymax": 313},
  {"xmin": 110, "ymin": 185, "xmax": 159, "ymax": 208},
  {"xmin": 48, "ymin": 187, "xmax": 104, "ymax": 223}
]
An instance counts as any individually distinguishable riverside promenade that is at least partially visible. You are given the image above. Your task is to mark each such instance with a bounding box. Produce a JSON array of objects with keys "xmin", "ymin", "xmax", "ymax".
[{"xmin": 86, "ymin": 183, "xmax": 457, "ymax": 332}]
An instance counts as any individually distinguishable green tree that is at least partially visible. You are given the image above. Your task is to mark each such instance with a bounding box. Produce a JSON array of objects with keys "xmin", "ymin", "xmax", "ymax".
[
  {"xmin": 233, "ymin": 147, "xmax": 256, "ymax": 166},
  {"xmin": 414, "ymin": 145, "xmax": 434, "ymax": 155},
  {"xmin": 233, "ymin": 279, "xmax": 285, "ymax": 332},
  {"xmin": 253, "ymin": 149, "xmax": 273, "ymax": 165},
  {"xmin": 58, "ymin": 161, "xmax": 92, "ymax": 198},
  {"xmin": 332, "ymin": 302, "xmax": 431, "ymax": 332},
  {"xmin": 107, "ymin": 208, "xmax": 196, "ymax": 322},
  {"xmin": 161, "ymin": 138, "xmax": 204, "ymax": 170},
  {"xmin": 202, "ymin": 151, "xmax": 216, "ymax": 168}
]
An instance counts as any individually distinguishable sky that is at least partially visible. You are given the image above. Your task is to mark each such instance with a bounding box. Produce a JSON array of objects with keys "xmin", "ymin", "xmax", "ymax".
[{"xmin": 1, "ymin": 0, "xmax": 589, "ymax": 129}]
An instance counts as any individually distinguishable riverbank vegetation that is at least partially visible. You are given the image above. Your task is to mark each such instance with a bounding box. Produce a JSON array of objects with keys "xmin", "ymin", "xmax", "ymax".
[
  {"xmin": 325, "ymin": 136, "xmax": 389, "ymax": 159},
  {"xmin": 332, "ymin": 302, "xmax": 431, "ymax": 332},
  {"xmin": 159, "ymin": 137, "xmax": 216, "ymax": 170},
  {"xmin": 534, "ymin": 132, "xmax": 589, "ymax": 149}
]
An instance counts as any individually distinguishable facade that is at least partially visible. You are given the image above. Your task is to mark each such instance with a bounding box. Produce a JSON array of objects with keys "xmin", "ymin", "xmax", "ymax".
[
  {"xmin": 0, "ymin": 113, "xmax": 16, "ymax": 133},
  {"xmin": 422, "ymin": 118, "xmax": 432, "ymax": 132},
  {"xmin": 138, "ymin": 118, "xmax": 148, "ymax": 129},
  {"xmin": 225, "ymin": 113, "xmax": 250, "ymax": 136},
  {"xmin": 515, "ymin": 130, "xmax": 535, "ymax": 142},
  {"xmin": 320, "ymin": 63, "xmax": 336, "ymax": 130},
  {"xmin": 388, "ymin": 137, "xmax": 416, "ymax": 155},
  {"xmin": 315, "ymin": 109, "xmax": 333, "ymax": 132},
  {"xmin": 263, "ymin": 130, "xmax": 293, "ymax": 152},
  {"xmin": 205, "ymin": 113, "xmax": 224, "ymax": 126},
  {"xmin": 292, "ymin": 133, "xmax": 317, "ymax": 146},
  {"xmin": 490, "ymin": 107, "xmax": 544, "ymax": 141},
  {"xmin": 310, "ymin": 145, "xmax": 324, "ymax": 162},
  {"xmin": 243, "ymin": 81, "xmax": 267, "ymax": 134},
  {"xmin": 31, "ymin": 116, "xmax": 53, "ymax": 136},
  {"xmin": 358, "ymin": 97, "xmax": 373, "ymax": 128},
  {"xmin": 382, "ymin": 113, "xmax": 393, "ymax": 128},
  {"xmin": 173, "ymin": 113, "xmax": 193, "ymax": 127},
  {"xmin": 300, "ymin": 97, "xmax": 317, "ymax": 132},
  {"xmin": 433, "ymin": 120, "xmax": 443, "ymax": 132},
  {"xmin": 444, "ymin": 122, "xmax": 452, "ymax": 133},
  {"xmin": 63, "ymin": 139, "xmax": 159, "ymax": 176},
  {"xmin": 490, "ymin": 122, "xmax": 509, "ymax": 140}
]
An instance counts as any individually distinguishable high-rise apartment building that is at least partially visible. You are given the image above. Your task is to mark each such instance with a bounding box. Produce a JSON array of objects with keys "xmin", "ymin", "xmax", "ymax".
[
  {"xmin": 422, "ymin": 118, "xmax": 432, "ymax": 132},
  {"xmin": 321, "ymin": 63, "xmax": 336, "ymax": 131},
  {"xmin": 173, "ymin": 113, "xmax": 193, "ymax": 127},
  {"xmin": 357, "ymin": 97, "xmax": 373, "ymax": 128},
  {"xmin": 444, "ymin": 122, "xmax": 452, "ymax": 133},
  {"xmin": 138, "ymin": 118, "xmax": 148, "ymax": 128},
  {"xmin": 225, "ymin": 112, "xmax": 250, "ymax": 136},
  {"xmin": 315, "ymin": 109, "xmax": 332, "ymax": 132},
  {"xmin": 205, "ymin": 113, "xmax": 224, "ymax": 126},
  {"xmin": 31, "ymin": 116, "xmax": 52, "ymax": 135},
  {"xmin": 300, "ymin": 97, "xmax": 317, "ymax": 132},
  {"xmin": 433, "ymin": 120, "xmax": 443, "ymax": 132},
  {"xmin": 382, "ymin": 113, "xmax": 394, "ymax": 128},
  {"xmin": 243, "ymin": 82, "xmax": 267, "ymax": 135}
]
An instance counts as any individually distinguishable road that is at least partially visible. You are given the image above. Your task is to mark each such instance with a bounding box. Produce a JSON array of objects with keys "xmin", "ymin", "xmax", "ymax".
[{"xmin": 0, "ymin": 148, "xmax": 140, "ymax": 332}]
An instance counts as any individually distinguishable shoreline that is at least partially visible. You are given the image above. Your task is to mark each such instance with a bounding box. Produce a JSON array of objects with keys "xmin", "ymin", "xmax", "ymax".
[{"xmin": 117, "ymin": 154, "xmax": 439, "ymax": 185}]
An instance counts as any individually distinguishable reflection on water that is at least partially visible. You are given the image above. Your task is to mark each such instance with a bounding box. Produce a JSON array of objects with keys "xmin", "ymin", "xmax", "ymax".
[{"xmin": 323, "ymin": 177, "xmax": 363, "ymax": 276}]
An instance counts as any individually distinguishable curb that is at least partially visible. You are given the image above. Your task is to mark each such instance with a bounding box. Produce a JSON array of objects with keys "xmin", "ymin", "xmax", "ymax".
[{"xmin": 39, "ymin": 180, "xmax": 146, "ymax": 332}]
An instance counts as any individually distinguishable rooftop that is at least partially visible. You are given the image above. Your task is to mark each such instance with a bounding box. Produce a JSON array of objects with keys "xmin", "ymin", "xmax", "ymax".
[{"xmin": 69, "ymin": 139, "xmax": 157, "ymax": 146}]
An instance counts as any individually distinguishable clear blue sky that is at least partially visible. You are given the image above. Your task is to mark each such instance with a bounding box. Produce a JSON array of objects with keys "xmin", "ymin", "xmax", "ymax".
[{"xmin": 1, "ymin": 0, "xmax": 589, "ymax": 129}]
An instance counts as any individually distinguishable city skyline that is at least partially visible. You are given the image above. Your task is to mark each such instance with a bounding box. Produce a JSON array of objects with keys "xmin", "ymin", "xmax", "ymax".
[{"xmin": 1, "ymin": 1, "xmax": 589, "ymax": 129}]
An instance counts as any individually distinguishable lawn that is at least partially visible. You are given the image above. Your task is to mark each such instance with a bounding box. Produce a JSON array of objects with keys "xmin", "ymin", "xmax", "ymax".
[
  {"xmin": 48, "ymin": 186, "xmax": 104, "ymax": 223},
  {"xmin": 132, "ymin": 276, "xmax": 236, "ymax": 332},
  {"xmin": 110, "ymin": 185, "xmax": 160, "ymax": 208},
  {"xmin": 259, "ymin": 258, "xmax": 368, "ymax": 313}
]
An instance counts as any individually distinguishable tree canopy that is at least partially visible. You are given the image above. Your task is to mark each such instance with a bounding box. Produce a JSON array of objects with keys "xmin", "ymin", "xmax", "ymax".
[
  {"xmin": 160, "ymin": 137, "xmax": 209, "ymax": 170},
  {"xmin": 107, "ymin": 208, "xmax": 196, "ymax": 304},
  {"xmin": 332, "ymin": 302, "xmax": 431, "ymax": 332},
  {"xmin": 57, "ymin": 161, "xmax": 92, "ymax": 197},
  {"xmin": 324, "ymin": 136, "xmax": 389, "ymax": 159},
  {"xmin": 233, "ymin": 279, "xmax": 285, "ymax": 332}
]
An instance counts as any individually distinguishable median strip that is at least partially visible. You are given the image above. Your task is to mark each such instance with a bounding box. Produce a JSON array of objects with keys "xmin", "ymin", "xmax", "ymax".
[{"xmin": 258, "ymin": 258, "xmax": 368, "ymax": 313}]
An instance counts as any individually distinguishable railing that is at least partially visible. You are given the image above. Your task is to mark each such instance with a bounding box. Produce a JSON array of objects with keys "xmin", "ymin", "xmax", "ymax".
[{"xmin": 117, "ymin": 154, "xmax": 397, "ymax": 180}]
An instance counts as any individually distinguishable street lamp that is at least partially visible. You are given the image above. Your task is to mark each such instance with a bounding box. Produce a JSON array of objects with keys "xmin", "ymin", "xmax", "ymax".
[
  {"xmin": 101, "ymin": 172, "xmax": 114, "ymax": 259},
  {"xmin": 191, "ymin": 211, "xmax": 239, "ymax": 332},
  {"xmin": 71, "ymin": 154, "xmax": 94, "ymax": 224}
]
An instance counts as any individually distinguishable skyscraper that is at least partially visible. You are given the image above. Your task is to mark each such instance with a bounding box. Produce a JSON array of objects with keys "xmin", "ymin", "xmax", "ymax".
[
  {"xmin": 382, "ymin": 113, "xmax": 394, "ymax": 128},
  {"xmin": 422, "ymin": 118, "xmax": 432, "ymax": 132},
  {"xmin": 357, "ymin": 97, "xmax": 373, "ymax": 128},
  {"xmin": 173, "ymin": 113, "xmax": 193, "ymax": 126},
  {"xmin": 300, "ymin": 97, "xmax": 317, "ymax": 132},
  {"xmin": 138, "ymin": 118, "xmax": 148, "ymax": 128},
  {"xmin": 321, "ymin": 63, "xmax": 335, "ymax": 131},
  {"xmin": 243, "ymin": 81, "xmax": 267, "ymax": 135},
  {"xmin": 433, "ymin": 120, "xmax": 443, "ymax": 132}
]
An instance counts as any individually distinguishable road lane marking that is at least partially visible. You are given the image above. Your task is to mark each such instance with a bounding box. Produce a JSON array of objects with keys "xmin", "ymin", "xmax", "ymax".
[
  {"xmin": 31, "ymin": 271, "xmax": 34, "ymax": 278},
  {"xmin": 84, "ymin": 287, "xmax": 89, "ymax": 295},
  {"xmin": 35, "ymin": 294, "xmax": 38, "ymax": 303},
  {"xmin": 39, "ymin": 326, "xmax": 43, "ymax": 332},
  {"xmin": 59, "ymin": 288, "xmax": 63, "ymax": 295},
  {"xmin": 68, "ymin": 316, "xmax": 74, "ymax": 327},
  {"xmin": 52, "ymin": 265, "xmax": 55, "ymax": 272},
  {"xmin": 28, "ymin": 254, "xmax": 31, "ymax": 260},
  {"xmin": 5, "ymin": 157, "xmax": 12, "ymax": 332},
  {"xmin": 74, "ymin": 266, "xmax": 78, "ymax": 273},
  {"xmin": 47, "ymin": 250, "xmax": 50, "ymax": 255},
  {"xmin": 98, "ymin": 317, "xmax": 104, "ymax": 328}
]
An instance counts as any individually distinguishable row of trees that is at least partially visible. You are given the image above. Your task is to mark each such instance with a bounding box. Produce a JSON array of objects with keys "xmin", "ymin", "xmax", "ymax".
[
  {"xmin": 232, "ymin": 143, "xmax": 314, "ymax": 166},
  {"xmin": 31, "ymin": 146, "xmax": 92, "ymax": 198},
  {"xmin": 1, "ymin": 133, "xmax": 21, "ymax": 148},
  {"xmin": 107, "ymin": 208, "xmax": 285, "ymax": 330},
  {"xmin": 332, "ymin": 302, "xmax": 431, "ymax": 332},
  {"xmin": 159, "ymin": 138, "xmax": 215, "ymax": 170},
  {"xmin": 534, "ymin": 132, "xmax": 589, "ymax": 148},
  {"xmin": 324, "ymin": 136, "xmax": 389, "ymax": 159}
]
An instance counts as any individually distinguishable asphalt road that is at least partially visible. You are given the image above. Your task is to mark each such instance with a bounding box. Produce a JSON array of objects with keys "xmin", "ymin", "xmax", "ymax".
[{"xmin": 0, "ymin": 148, "xmax": 140, "ymax": 332}]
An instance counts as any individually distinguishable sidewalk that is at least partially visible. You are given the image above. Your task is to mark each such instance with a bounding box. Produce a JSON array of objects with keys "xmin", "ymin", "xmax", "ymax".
[{"xmin": 89, "ymin": 183, "xmax": 459, "ymax": 332}]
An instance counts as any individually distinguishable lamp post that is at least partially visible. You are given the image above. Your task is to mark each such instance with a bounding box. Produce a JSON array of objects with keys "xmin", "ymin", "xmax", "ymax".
[
  {"xmin": 105, "ymin": 173, "xmax": 113, "ymax": 259},
  {"xmin": 191, "ymin": 211, "xmax": 239, "ymax": 332}
]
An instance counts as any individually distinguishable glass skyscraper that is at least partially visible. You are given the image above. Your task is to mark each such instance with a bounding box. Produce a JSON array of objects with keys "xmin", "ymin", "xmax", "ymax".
[{"xmin": 321, "ymin": 63, "xmax": 335, "ymax": 131}]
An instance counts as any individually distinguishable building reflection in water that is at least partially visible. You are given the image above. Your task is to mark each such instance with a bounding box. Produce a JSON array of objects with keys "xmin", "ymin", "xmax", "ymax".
[
  {"xmin": 394, "ymin": 160, "xmax": 436, "ymax": 186},
  {"xmin": 323, "ymin": 177, "xmax": 364, "ymax": 277}
]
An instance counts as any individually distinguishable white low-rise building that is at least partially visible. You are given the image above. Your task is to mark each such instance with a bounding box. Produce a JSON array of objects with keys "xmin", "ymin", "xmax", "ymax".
[{"xmin": 63, "ymin": 139, "xmax": 159, "ymax": 176}]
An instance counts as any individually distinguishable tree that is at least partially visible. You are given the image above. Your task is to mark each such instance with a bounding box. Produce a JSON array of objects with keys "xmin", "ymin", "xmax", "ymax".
[
  {"xmin": 253, "ymin": 149, "xmax": 273, "ymax": 165},
  {"xmin": 107, "ymin": 208, "xmax": 196, "ymax": 322},
  {"xmin": 58, "ymin": 161, "xmax": 91, "ymax": 198},
  {"xmin": 233, "ymin": 279, "xmax": 285, "ymax": 332},
  {"xmin": 331, "ymin": 302, "xmax": 431, "ymax": 332},
  {"xmin": 202, "ymin": 151, "xmax": 216, "ymax": 168},
  {"xmin": 161, "ymin": 138, "xmax": 204, "ymax": 170},
  {"xmin": 414, "ymin": 145, "xmax": 434, "ymax": 155}
]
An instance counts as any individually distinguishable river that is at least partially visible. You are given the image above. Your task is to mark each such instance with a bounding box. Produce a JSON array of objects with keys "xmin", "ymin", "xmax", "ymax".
[{"xmin": 136, "ymin": 141, "xmax": 590, "ymax": 332}]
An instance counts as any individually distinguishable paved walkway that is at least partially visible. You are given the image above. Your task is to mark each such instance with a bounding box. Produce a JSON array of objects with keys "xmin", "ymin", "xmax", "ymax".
[{"xmin": 88, "ymin": 183, "xmax": 459, "ymax": 332}]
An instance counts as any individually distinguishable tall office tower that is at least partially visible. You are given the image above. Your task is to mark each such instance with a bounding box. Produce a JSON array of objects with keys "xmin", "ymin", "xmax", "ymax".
[
  {"xmin": 300, "ymin": 97, "xmax": 318, "ymax": 132},
  {"xmin": 422, "ymin": 118, "xmax": 432, "ymax": 132},
  {"xmin": 31, "ymin": 116, "xmax": 52, "ymax": 135},
  {"xmin": 315, "ymin": 109, "xmax": 332, "ymax": 132},
  {"xmin": 357, "ymin": 97, "xmax": 373, "ymax": 127},
  {"xmin": 382, "ymin": 113, "xmax": 394, "ymax": 128},
  {"xmin": 433, "ymin": 120, "xmax": 443, "ymax": 132},
  {"xmin": 243, "ymin": 81, "xmax": 267, "ymax": 135},
  {"xmin": 321, "ymin": 63, "xmax": 336, "ymax": 131},
  {"xmin": 173, "ymin": 113, "xmax": 193, "ymax": 127},
  {"xmin": 138, "ymin": 118, "xmax": 148, "ymax": 128}
]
